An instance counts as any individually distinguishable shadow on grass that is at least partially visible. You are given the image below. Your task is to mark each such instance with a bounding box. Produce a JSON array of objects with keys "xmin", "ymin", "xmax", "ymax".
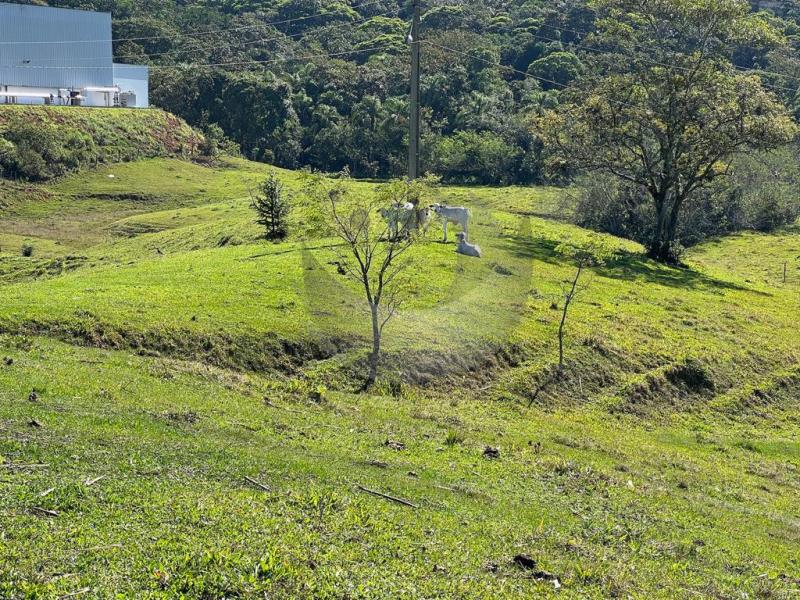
[
  {"xmin": 601, "ymin": 253, "xmax": 771, "ymax": 295},
  {"xmin": 499, "ymin": 229, "xmax": 769, "ymax": 295}
]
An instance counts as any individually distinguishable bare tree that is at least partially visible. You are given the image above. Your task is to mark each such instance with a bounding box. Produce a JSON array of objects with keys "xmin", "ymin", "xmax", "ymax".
[
  {"xmin": 555, "ymin": 237, "xmax": 614, "ymax": 370},
  {"xmin": 306, "ymin": 172, "xmax": 423, "ymax": 388}
]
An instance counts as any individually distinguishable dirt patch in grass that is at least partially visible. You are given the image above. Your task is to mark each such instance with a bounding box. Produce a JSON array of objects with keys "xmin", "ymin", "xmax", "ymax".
[
  {"xmin": 82, "ymin": 192, "xmax": 165, "ymax": 204},
  {"xmin": 0, "ymin": 255, "xmax": 87, "ymax": 284},
  {"xmin": 109, "ymin": 221, "xmax": 169, "ymax": 238},
  {"xmin": 497, "ymin": 337, "xmax": 634, "ymax": 410}
]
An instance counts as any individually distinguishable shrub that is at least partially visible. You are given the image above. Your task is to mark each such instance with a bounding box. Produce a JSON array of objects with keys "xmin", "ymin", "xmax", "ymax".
[
  {"xmin": 200, "ymin": 123, "xmax": 240, "ymax": 157},
  {"xmin": 429, "ymin": 131, "xmax": 524, "ymax": 185},
  {"xmin": 0, "ymin": 107, "xmax": 203, "ymax": 181},
  {"xmin": 21, "ymin": 244, "xmax": 33, "ymax": 257},
  {"xmin": 251, "ymin": 171, "xmax": 291, "ymax": 240},
  {"xmin": 573, "ymin": 174, "xmax": 654, "ymax": 244},
  {"xmin": 0, "ymin": 117, "xmax": 97, "ymax": 181}
]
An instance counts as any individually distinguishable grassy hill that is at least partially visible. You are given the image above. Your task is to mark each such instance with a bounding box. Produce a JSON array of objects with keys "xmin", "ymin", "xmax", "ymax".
[
  {"xmin": 0, "ymin": 156, "xmax": 798, "ymax": 598},
  {"xmin": 0, "ymin": 106, "xmax": 204, "ymax": 182}
]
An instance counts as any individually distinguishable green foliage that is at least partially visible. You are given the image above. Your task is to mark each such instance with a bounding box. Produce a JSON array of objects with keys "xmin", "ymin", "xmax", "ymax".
[
  {"xmin": 201, "ymin": 123, "xmax": 240, "ymax": 157},
  {"xmin": 429, "ymin": 131, "xmax": 525, "ymax": 185},
  {"xmin": 251, "ymin": 171, "xmax": 291, "ymax": 240},
  {"xmin": 444, "ymin": 430, "xmax": 465, "ymax": 446},
  {"xmin": 0, "ymin": 116, "xmax": 96, "ymax": 181},
  {"xmin": 527, "ymin": 51, "xmax": 584, "ymax": 89},
  {"xmin": 14, "ymin": 0, "xmax": 800, "ymax": 188},
  {"xmin": 574, "ymin": 147, "xmax": 800, "ymax": 250},
  {"xmin": 375, "ymin": 174, "xmax": 439, "ymax": 208}
]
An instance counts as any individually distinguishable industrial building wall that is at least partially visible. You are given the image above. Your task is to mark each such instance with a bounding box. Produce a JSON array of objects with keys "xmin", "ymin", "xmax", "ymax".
[
  {"xmin": 113, "ymin": 64, "xmax": 150, "ymax": 108},
  {"xmin": 0, "ymin": 2, "xmax": 114, "ymax": 89}
]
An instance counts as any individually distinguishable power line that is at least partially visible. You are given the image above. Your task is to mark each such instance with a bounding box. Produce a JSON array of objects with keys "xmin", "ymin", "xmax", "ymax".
[
  {"xmin": 0, "ymin": 42, "xmax": 401, "ymax": 72},
  {"xmin": 0, "ymin": 0, "xmax": 389, "ymax": 46},
  {"xmin": 528, "ymin": 21, "xmax": 800, "ymax": 93},
  {"xmin": 425, "ymin": 40, "xmax": 740, "ymax": 115},
  {"xmin": 532, "ymin": 28, "xmax": 800, "ymax": 94},
  {"xmin": 423, "ymin": 40, "xmax": 571, "ymax": 91},
  {"xmin": 23, "ymin": 8, "xmax": 400, "ymax": 64}
]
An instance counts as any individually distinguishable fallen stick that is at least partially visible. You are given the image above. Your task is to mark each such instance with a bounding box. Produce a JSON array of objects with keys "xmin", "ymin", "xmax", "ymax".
[
  {"xmin": 356, "ymin": 484, "xmax": 418, "ymax": 509},
  {"xmin": 39, "ymin": 487, "xmax": 56, "ymax": 498},
  {"xmin": 435, "ymin": 485, "xmax": 458, "ymax": 493},
  {"xmin": 84, "ymin": 476, "xmax": 106, "ymax": 487},
  {"xmin": 32, "ymin": 506, "xmax": 59, "ymax": 517},
  {"xmin": 244, "ymin": 476, "xmax": 271, "ymax": 492}
]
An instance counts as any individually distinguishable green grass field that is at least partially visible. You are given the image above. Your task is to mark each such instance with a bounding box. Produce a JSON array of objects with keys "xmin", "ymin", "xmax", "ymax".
[{"xmin": 1, "ymin": 155, "xmax": 798, "ymax": 598}]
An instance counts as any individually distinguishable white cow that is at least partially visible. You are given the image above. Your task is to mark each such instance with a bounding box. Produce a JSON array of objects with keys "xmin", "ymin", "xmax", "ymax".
[
  {"xmin": 378, "ymin": 202, "xmax": 415, "ymax": 239},
  {"xmin": 455, "ymin": 232, "xmax": 482, "ymax": 258},
  {"xmin": 430, "ymin": 203, "xmax": 471, "ymax": 242},
  {"xmin": 414, "ymin": 205, "xmax": 433, "ymax": 234}
]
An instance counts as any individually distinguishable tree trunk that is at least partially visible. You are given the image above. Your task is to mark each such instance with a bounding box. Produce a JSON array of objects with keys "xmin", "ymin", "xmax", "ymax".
[
  {"xmin": 648, "ymin": 191, "xmax": 680, "ymax": 264},
  {"xmin": 366, "ymin": 303, "xmax": 381, "ymax": 388},
  {"xmin": 558, "ymin": 265, "xmax": 582, "ymax": 370}
]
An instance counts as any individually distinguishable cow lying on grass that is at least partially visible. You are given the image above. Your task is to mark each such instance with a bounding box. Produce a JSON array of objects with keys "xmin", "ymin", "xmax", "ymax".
[
  {"xmin": 429, "ymin": 203, "xmax": 471, "ymax": 242},
  {"xmin": 456, "ymin": 231, "xmax": 481, "ymax": 257}
]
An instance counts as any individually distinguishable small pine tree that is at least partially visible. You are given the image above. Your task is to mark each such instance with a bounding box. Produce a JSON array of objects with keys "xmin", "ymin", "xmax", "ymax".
[{"xmin": 251, "ymin": 172, "xmax": 291, "ymax": 240}]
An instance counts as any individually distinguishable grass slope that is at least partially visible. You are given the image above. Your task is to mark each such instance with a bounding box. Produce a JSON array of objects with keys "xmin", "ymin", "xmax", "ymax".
[
  {"xmin": 0, "ymin": 157, "xmax": 798, "ymax": 598},
  {"xmin": 0, "ymin": 106, "xmax": 204, "ymax": 181}
]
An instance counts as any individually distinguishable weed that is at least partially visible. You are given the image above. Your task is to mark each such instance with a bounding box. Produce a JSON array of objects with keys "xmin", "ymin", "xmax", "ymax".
[{"xmin": 444, "ymin": 430, "xmax": 465, "ymax": 446}]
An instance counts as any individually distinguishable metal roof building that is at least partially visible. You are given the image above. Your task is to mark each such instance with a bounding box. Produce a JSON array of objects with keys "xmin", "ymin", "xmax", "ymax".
[{"xmin": 0, "ymin": 2, "xmax": 148, "ymax": 107}]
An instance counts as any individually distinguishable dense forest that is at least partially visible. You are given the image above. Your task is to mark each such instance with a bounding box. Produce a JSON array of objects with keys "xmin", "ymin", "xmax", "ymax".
[
  {"xmin": 9, "ymin": 0, "xmax": 798, "ymax": 181},
  {"xmin": 6, "ymin": 0, "xmax": 800, "ymax": 258}
]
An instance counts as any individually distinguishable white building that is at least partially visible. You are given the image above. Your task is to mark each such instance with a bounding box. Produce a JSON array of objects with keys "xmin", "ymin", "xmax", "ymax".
[{"xmin": 0, "ymin": 2, "xmax": 148, "ymax": 108}]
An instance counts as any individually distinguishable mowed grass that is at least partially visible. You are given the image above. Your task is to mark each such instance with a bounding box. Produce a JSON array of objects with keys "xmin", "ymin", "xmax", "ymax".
[{"xmin": 1, "ymin": 156, "xmax": 799, "ymax": 597}]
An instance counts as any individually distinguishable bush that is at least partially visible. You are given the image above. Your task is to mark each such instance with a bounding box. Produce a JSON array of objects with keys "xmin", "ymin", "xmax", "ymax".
[
  {"xmin": 0, "ymin": 117, "xmax": 97, "ymax": 181},
  {"xmin": 200, "ymin": 123, "xmax": 240, "ymax": 157},
  {"xmin": 428, "ymin": 131, "xmax": 524, "ymax": 185},
  {"xmin": 573, "ymin": 175, "xmax": 654, "ymax": 244},
  {"xmin": 21, "ymin": 244, "xmax": 33, "ymax": 257},
  {"xmin": 251, "ymin": 171, "xmax": 291, "ymax": 240}
]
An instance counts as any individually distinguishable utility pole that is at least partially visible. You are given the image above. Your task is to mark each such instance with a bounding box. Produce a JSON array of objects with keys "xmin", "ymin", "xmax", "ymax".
[{"xmin": 408, "ymin": 0, "xmax": 421, "ymax": 180}]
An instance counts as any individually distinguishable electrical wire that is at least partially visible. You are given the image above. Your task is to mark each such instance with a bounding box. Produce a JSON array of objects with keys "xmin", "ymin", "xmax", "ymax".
[
  {"xmin": 0, "ymin": 0, "xmax": 390, "ymax": 46},
  {"xmin": 515, "ymin": 24, "xmax": 800, "ymax": 94},
  {"xmin": 0, "ymin": 41, "xmax": 401, "ymax": 72},
  {"xmin": 21, "ymin": 8, "xmax": 401, "ymax": 64}
]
